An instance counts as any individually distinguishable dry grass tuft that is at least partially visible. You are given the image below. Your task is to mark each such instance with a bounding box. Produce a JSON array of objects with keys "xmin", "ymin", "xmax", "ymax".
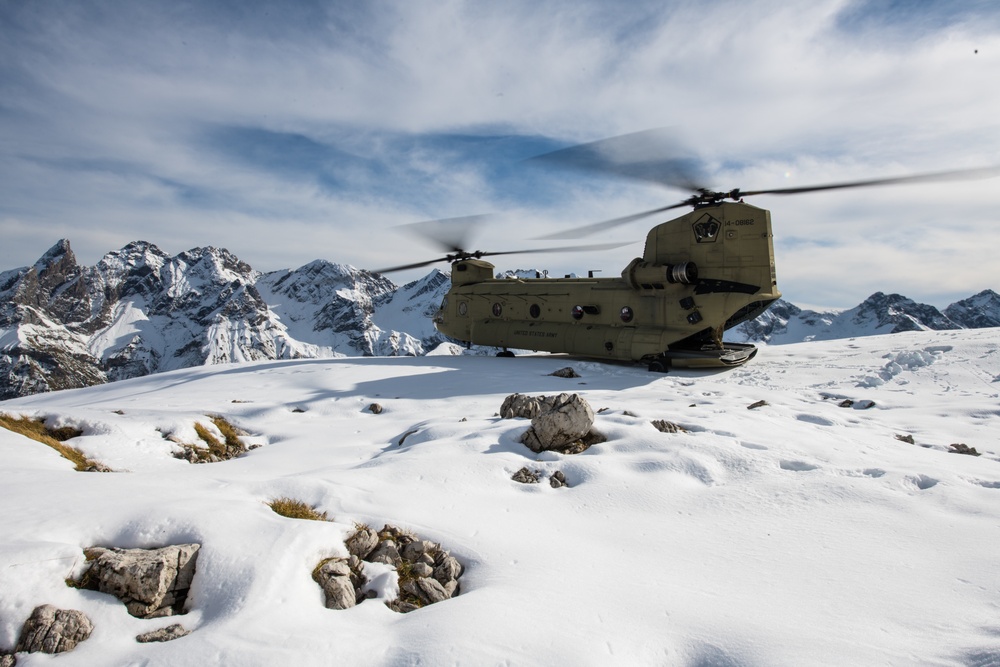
[
  {"xmin": 268, "ymin": 497, "xmax": 329, "ymax": 521},
  {"xmin": 0, "ymin": 413, "xmax": 106, "ymax": 471}
]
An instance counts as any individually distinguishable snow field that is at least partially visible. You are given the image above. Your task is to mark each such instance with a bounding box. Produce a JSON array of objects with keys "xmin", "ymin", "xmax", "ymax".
[{"xmin": 0, "ymin": 329, "xmax": 999, "ymax": 665}]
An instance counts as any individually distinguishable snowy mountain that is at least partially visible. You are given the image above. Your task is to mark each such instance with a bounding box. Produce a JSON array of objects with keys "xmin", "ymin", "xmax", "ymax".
[
  {"xmin": 0, "ymin": 240, "xmax": 450, "ymax": 400},
  {"xmin": 729, "ymin": 290, "xmax": 1000, "ymax": 344},
  {"xmin": 1, "ymin": 329, "xmax": 998, "ymax": 665}
]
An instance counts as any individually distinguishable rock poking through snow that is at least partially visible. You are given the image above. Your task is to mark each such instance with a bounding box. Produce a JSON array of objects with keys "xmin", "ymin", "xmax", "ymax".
[
  {"xmin": 652, "ymin": 419, "xmax": 686, "ymax": 434},
  {"xmin": 15, "ymin": 605, "xmax": 93, "ymax": 654},
  {"xmin": 313, "ymin": 558, "xmax": 362, "ymax": 610},
  {"xmin": 318, "ymin": 524, "xmax": 464, "ymax": 614},
  {"xmin": 549, "ymin": 367, "xmax": 580, "ymax": 378},
  {"xmin": 504, "ymin": 393, "xmax": 605, "ymax": 454},
  {"xmin": 512, "ymin": 467, "xmax": 541, "ymax": 484},
  {"xmin": 75, "ymin": 544, "xmax": 200, "ymax": 618},
  {"xmin": 135, "ymin": 624, "xmax": 191, "ymax": 643}
]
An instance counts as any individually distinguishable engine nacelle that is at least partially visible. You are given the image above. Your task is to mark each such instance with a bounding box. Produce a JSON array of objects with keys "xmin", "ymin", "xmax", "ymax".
[{"xmin": 622, "ymin": 258, "xmax": 698, "ymax": 290}]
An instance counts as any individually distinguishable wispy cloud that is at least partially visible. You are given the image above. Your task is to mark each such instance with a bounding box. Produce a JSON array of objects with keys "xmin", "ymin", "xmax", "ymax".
[{"xmin": 1, "ymin": 0, "xmax": 999, "ymax": 307}]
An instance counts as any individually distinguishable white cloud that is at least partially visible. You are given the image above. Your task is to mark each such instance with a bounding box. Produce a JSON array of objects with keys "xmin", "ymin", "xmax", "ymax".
[{"xmin": 1, "ymin": 0, "xmax": 999, "ymax": 308}]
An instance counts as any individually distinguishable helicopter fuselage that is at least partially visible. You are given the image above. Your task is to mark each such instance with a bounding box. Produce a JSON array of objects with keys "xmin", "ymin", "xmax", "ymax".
[{"xmin": 433, "ymin": 201, "xmax": 781, "ymax": 368}]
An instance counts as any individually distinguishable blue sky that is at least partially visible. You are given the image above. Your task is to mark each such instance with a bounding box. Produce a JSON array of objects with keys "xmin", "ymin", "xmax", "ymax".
[{"xmin": 2, "ymin": 0, "xmax": 999, "ymax": 308}]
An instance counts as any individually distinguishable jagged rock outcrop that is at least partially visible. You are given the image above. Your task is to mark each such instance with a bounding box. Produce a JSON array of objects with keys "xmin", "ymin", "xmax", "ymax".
[
  {"xmin": 503, "ymin": 393, "xmax": 606, "ymax": 454},
  {"xmin": 944, "ymin": 290, "xmax": 1000, "ymax": 328},
  {"xmin": 75, "ymin": 544, "xmax": 200, "ymax": 618},
  {"xmin": 1, "ymin": 240, "xmax": 451, "ymax": 399},
  {"xmin": 313, "ymin": 557, "xmax": 362, "ymax": 610},
  {"xmin": 15, "ymin": 605, "xmax": 93, "ymax": 654},
  {"xmin": 316, "ymin": 524, "xmax": 464, "ymax": 614}
]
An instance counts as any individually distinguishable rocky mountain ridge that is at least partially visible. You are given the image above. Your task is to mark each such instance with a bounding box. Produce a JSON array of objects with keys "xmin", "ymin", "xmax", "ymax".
[
  {"xmin": 0, "ymin": 240, "xmax": 449, "ymax": 400},
  {"xmin": 729, "ymin": 290, "xmax": 1000, "ymax": 344},
  {"xmin": 2, "ymin": 240, "xmax": 998, "ymax": 399}
]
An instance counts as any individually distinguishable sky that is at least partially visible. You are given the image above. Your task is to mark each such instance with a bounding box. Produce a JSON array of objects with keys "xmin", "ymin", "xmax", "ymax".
[{"xmin": 1, "ymin": 0, "xmax": 999, "ymax": 309}]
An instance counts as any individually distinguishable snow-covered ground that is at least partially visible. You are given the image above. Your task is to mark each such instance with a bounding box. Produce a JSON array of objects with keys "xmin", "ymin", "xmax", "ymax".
[{"xmin": 1, "ymin": 329, "xmax": 999, "ymax": 666}]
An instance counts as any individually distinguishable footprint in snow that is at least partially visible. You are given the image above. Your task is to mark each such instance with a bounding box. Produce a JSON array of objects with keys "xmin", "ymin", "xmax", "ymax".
[
  {"xmin": 795, "ymin": 414, "xmax": 836, "ymax": 426},
  {"xmin": 740, "ymin": 442, "xmax": 768, "ymax": 451},
  {"xmin": 965, "ymin": 478, "xmax": 1000, "ymax": 489},
  {"xmin": 780, "ymin": 460, "xmax": 820, "ymax": 472},
  {"xmin": 904, "ymin": 474, "xmax": 939, "ymax": 491}
]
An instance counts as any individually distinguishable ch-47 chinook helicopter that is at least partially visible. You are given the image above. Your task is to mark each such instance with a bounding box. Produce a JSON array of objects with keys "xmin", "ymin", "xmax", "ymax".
[{"xmin": 379, "ymin": 130, "xmax": 1000, "ymax": 372}]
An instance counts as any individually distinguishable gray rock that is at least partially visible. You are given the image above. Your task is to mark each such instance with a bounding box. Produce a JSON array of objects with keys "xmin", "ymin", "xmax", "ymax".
[
  {"xmin": 78, "ymin": 543, "xmax": 199, "ymax": 618},
  {"xmin": 16, "ymin": 605, "xmax": 93, "ymax": 654},
  {"xmin": 511, "ymin": 467, "xmax": 541, "ymax": 484},
  {"xmin": 651, "ymin": 419, "xmax": 686, "ymax": 434},
  {"xmin": 402, "ymin": 577, "xmax": 450, "ymax": 605},
  {"xmin": 500, "ymin": 393, "xmax": 560, "ymax": 419},
  {"xmin": 136, "ymin": 623, "xmax": 190, "ymax": 643},
  {"xmin": 549, "ymin": 470, "xmax": 568, "ymax": 488},
  {"xmin": 367, "ymin": 403, "xmax": 383, "ymax": 414},
  {"xmin": 411, "ymin": 562, "xmax": 434, "ymax": 578},
  {"xmin": 399, "ymin": 539, "xmax": 426, "ymax": 562},
  {"xmin": 367, "ymin": 539, "xmax": 401, "ymax": 566},
  {"xmin": 433, "ymin": 555, "xmax": 463, "ymax": 585},
  {"xmin": 549, "ymin": 367, "xmax": 580, "ymax": 378},
  {"xmin": 313, "ymin": 559, "xmax": 358, "ymax": 610},
  {"xmin": 519, "ymin": 393, "xmax": 594, "ymax": 453},
  {"xmin": 346, "ymin": 525, "xmax": 378, "ymax": 559},
  {"xmin": 0, "ymin": 653, "xmax": 14, "ymax": 667}
]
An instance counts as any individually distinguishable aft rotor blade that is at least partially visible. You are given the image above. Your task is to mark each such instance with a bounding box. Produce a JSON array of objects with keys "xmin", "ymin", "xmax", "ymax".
[
  {"xmin": 479, "ymin": 242, "xmax": 634, "ymax": 259},
  {"xmin": 525, "ymin": 128, "xmax": 709, "ymax": 192},
  {"xmin": 534, "ymin": 201, "xmax": 690, "ymax": 240},
  {"xmin": 397, "ymin": 214, "xmax": 495, "ymax": 253},
  {"xmin": 739, "ymin": 166, "xmax": 1000, "ymax": 197}
]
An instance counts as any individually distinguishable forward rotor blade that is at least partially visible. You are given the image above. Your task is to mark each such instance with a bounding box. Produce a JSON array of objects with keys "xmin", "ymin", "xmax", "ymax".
[
  {"xmin": 739, "ymin": 165, "xmax": 1000, "ymax": 197},
  {"xmin": 525, "ymin": 128, "xmax": 709, "ymax": 192},
  {"xmin": 534, "ymin": 201, "xmax": 690, "ymax": 241},
  {"xmin": 375, "ymin": 256, "xmax": 453, "ymax": 273}
]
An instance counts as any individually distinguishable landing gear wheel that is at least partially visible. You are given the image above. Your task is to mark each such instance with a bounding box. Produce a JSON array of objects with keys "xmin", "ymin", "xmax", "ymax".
[
  {"xmin": 496, "ymin": 350, "xmax": 515, "ymax": 358},
  {"xmin": 647, "ymin": 359, "xmax": 669, "ymax": 373}
]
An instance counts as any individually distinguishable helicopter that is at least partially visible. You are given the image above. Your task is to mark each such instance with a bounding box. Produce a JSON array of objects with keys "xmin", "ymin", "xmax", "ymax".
[{"xmin": 379, "ymin": 130, "xmax": 1000, "ymax": 372}]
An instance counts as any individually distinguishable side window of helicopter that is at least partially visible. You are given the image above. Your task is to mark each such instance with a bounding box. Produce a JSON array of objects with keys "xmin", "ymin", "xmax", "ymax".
[
  {"xmin": 492, "ymin": 303, "xmax": 502, "ymax": 317},
  {"xmin": 458, "ymin": 301, "xmax": 468, "ymax": 316},
  {"xmin": 529, "ymin": 304, "xmax": 541, "ymax": 318},
  {"xmin": 620, "ymin": 306, "xmax": 634, "ymax": 323},
  {"xmin": 571, "ymin": 305, "xmax": 584, "ymax": 320}
]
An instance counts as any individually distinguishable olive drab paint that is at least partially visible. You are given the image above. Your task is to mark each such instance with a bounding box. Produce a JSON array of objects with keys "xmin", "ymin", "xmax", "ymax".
[{"xmin": 433, "ymin": 201, "xmax": 780, "ymax": 369}]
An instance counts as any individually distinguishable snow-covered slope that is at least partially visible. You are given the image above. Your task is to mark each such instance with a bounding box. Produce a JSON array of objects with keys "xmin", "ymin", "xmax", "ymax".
[{"xmin": 1, "ymin": 329, "xmax": 999, "ymax": 665}]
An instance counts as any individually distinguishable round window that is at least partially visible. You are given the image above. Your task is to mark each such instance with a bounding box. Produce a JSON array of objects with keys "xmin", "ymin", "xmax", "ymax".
[
  {"xmin": 571, "ymin": 305, "xmax": 584, "ymax": 320},
  {"xmin": 458, "ymin": 301, "xmax": 468, "ymax": 316},
  {"xmin": 530, "ymin": 304, "xmax": 541, "ymax": 318},
  {"xmin": 620, "ymin": 306, "xmax": 634, "ymax": 323},
  {"xmin": 492, "ymin": 303, "xmax": 502, "ymax": 317}
]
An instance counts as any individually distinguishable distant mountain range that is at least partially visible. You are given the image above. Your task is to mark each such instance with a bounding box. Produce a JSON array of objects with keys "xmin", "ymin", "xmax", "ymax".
[
  {"xmin": 0, "ymin": 240, "xmax": 449, "ymax": 400},
  {"xmin": 1, "ymin": 239, "xmax": 998, "ymax": 399},
  {"xmin": 729, "ymin": 290, "xmax": 1000, "ymax": 343}
]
